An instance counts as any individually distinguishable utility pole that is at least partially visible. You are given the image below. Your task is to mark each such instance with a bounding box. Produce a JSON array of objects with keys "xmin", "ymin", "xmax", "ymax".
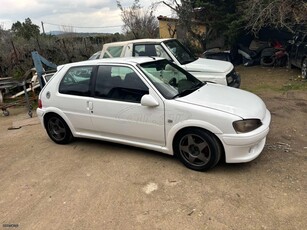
[{"xmin": 41, "ymin": 21, "xmax": 45, "ymax": 35}]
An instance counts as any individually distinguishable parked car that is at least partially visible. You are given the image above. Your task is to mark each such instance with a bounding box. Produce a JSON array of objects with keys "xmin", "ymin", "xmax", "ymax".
[
  {"xmin": 288, "ymin": 32, "xmax": 307, "ymax": 79},
  {"xmin": 37, "ymin": 57, "xmax": 270, "ymax": 171},
  {"xmin": 97, "ymin": 38, "xmax": 241, "ymax": 88}
]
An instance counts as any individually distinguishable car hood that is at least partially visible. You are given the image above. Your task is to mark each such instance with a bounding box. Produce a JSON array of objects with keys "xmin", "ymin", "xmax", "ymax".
[
  {"xmin": 184, "ymin": 58, "xmax": 233, "ymax": 74},
  {"xmin": 176, "ymin": 83, "xmax": 267, "ymax": 119}
]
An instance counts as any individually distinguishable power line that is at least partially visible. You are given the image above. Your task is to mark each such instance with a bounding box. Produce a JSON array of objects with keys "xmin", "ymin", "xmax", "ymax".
[{"xmin": 43, "ymin": 21, "xmax": 122, "ymax": 29}]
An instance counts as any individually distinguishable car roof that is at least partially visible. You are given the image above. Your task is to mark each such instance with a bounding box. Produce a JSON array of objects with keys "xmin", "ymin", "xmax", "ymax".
[
  {"xmin": 103, "ymin": 38, "xmax": 175, "ymax": 46},
  {"xmin": 59, "ymin": 57, "xmax": 166, "ymax": 69}
]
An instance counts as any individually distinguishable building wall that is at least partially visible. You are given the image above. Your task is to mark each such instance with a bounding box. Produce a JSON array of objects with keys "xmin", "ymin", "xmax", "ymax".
[
  {"xmin": 158, "ymin": 18, "xmax": 178, "ymax": 39},
  {"xmin": 158, "ymin": 16, "xmax": 206, "ymax": 48}
]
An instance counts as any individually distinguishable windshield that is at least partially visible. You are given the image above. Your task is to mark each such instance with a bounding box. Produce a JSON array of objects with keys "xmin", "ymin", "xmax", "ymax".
[
  {"xmin": 139, "ymin": 59, "xmax": 204, "ymax": 99},
  {"xmin": 163, "ymin": 40, "xmax": 197, "ymax": 65}
]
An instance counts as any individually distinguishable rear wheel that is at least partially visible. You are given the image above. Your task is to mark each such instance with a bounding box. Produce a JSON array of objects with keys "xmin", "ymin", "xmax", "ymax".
[
  {"xmin": 302, "ymin": 58, "xmax": 307, "ymax": 79},
  {"xmin": 174, "ymin": 128, "xmax": 222, "ymax": 171},
  {"xmin": 3, "ymin": 109, "xmax": 9, "ymax": 116},
  {"xmin": 45, "ymin": 114, "xmax": 73, "ymax": 144}
]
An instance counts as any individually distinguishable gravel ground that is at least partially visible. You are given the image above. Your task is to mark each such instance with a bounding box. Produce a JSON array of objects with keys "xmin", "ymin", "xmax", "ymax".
[{"xmin": 0, "ymin": 66, "xmax": 306, "ymax": 230}]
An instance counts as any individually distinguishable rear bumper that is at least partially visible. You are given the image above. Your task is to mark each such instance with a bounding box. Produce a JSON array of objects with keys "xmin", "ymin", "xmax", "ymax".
[{"xmin": 36, "ymin": 108, "xmax": 45, "ymax": 127}]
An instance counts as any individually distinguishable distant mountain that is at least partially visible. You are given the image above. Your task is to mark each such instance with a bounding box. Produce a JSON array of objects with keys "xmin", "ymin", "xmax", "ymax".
[
  {"xmin": 47, "ymin": 31, "xmax": 112, "ymax": 36},
  {"xmin": 47, "ymin": 31, "xmax": 64, "ymax": 35}
]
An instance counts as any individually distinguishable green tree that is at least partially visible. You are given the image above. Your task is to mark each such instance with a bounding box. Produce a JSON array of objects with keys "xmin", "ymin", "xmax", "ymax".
[
  {"xmin": 11, "ymin": 18, "xmax": 40, "ymax": 40},
  {"xmin": 164, "ymin": 0, "xmax": 306, "ymax": 49},
  {"xmin": 163, "ymin": 0, "xmax": 244, "ymax": 49}
]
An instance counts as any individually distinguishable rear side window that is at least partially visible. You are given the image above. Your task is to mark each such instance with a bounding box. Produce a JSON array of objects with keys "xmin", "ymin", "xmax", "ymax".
[
  {"xmin": 105, "ymin": 46, "xmax": 124, "ymax": 58},
  {"xmin": 133, "ymin": 44, "xmax": 171, "ymax": 60},
  {"xmin": 59, "ymin": 66, "xmax": 93, "ymax": 96}
]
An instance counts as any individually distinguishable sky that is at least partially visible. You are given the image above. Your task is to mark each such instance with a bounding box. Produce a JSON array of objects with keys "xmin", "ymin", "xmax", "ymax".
[{"xmin": 0, "ymin": 0, "xmax": 174, "ymax": 34}]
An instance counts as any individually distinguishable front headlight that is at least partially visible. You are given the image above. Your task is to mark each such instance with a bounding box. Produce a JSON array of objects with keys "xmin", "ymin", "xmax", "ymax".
[
  {"xmin": 226, "ymin": 75, "xmax": 233, "ymax": 84},
  {"xmin": 233, "ymin": 119, "xmax": 262, "ymax": 133}
]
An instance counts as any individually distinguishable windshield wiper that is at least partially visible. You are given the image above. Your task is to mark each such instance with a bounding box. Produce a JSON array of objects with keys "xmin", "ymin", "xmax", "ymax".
[
  {"xmin": 180, "ymin": 57, "xmax": 197, "ymax": 65},
  {"xmin": 172, "ymin": 82, "xmax": 204, "ymax": 99},
  {"xmin": 180, "ymin": 60, "xmax": 194, "ymax": 65}
]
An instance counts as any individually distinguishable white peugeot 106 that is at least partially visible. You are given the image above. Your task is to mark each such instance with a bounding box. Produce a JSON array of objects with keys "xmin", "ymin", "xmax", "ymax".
[{"xmin": 37, "ymin": 57, "xmax": 271, "ymax": 171}]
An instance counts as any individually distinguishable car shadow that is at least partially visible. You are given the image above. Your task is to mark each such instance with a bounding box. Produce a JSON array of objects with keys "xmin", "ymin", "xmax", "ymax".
[
  {"xmin": 68, "ymin": 137, "xmax": 262, "ymax": 173},
  {"xmin": 73, "ymin": 137, "xmax": 175, "ymax": 161}
]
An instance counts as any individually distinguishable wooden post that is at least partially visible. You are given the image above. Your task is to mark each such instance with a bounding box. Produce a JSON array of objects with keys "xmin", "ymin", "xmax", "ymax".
[
  {"xmin": 41, "ymin": 21, "xmax": 45, "ymax": 35},
  {"xmin": 10, "ymin": 40, "xmax": 18, "ymax": 61}
]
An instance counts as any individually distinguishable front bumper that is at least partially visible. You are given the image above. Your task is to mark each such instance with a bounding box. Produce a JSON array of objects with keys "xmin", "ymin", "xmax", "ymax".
[
  {"xmin": 227, "ymin": 69, "xmax": 241, "ymax": 88},
  {"xmin": 219, "ymin": 109, "xmax": 271, "ymax": 163}
]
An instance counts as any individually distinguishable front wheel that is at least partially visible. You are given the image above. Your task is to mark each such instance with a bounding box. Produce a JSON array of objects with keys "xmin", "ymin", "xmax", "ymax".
[
  {"xmin": 174, "ymin": 128, "xmax": 222, "ymax": 171},
  {"xmin": 45, "ymin": 115, "xmax": 73, "ymax": 144},
  {"xmin": 302, "ymin": 58, "xmax": 307, "ymax": 79}
]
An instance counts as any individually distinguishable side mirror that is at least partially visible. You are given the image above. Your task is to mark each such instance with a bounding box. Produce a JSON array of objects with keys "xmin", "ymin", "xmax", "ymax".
[{"xmin": 141, "ymin": 94, "xmax": 159, "ymax": 107}]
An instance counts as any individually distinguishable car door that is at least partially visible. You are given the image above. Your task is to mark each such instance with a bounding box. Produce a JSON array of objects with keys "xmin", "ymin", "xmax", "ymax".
[
  {"xmin": 57, "ymin": 65, "xmax": 94, "ymax": 133},
  {"xmin": 89, "ymin": 64, "xmax": 165, "ymax": 146}
]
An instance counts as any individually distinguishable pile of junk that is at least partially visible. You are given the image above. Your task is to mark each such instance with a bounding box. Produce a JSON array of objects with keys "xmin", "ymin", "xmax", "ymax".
[
  {"xmin": 202, "ymin": 28, "xmax": 293, "ymax": 67},
  {"xmin": 203, "ymin": 39, "xmax": 289, "ymax": 67},
  {"xmin": 0, "ymin": 52, "xmax": 56, "ymax": 117}
]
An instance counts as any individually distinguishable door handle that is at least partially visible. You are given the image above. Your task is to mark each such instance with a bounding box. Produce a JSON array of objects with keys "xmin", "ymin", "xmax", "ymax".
[{"xmin": 87, "ymin": 101, "xmax": 93, "ymax": 110}]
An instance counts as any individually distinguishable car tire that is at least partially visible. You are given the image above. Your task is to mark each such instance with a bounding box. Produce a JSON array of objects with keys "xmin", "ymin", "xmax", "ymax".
[
  {"xmin": 302, "ymin": 58, "xmax": 307, "ymax": 79},
  {"xmin": 174, "ymin": 128, "xmax": 222, "ymax": 171},
  {"xmin": 45, "ymin": 114, "xmax": 73, "ymax": 144},
  {"xmin": 3, "ymin": 109, "xmax": 9, "ymax": 116},
  {"xmin": 260, "ymin": 56, "xmax": 275, "ymax": 67}
]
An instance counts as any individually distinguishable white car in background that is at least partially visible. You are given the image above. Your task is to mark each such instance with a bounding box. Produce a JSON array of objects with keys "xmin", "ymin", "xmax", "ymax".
[
  {"xmin": 37, "ymin": 57, "xmax": 270, "ymax": 171},
  {"xmin": 98, "ymin": 38, "xmax": 241, "ymax": 88}
]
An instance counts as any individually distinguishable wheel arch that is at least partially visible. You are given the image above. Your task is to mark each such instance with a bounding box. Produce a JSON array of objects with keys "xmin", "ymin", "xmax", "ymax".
[
  {"xmin": 167, "ymin": 121, "xmax": 225, "ymax": 158},
  {"xmin": 43, "ymin": 110, "xmax": 75, "ymax": 144},
  {"xmin": 171, "ymin": 126, "xmax": 225, "ymax": 170},
  {"xmin": 42, "ymin": 109, "xmax": 75, "ymax": 135}
]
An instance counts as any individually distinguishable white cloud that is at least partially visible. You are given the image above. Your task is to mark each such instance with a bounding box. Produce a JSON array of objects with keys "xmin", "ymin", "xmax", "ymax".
[{"xmin": 0, "ymin": 0, "xmax": 173, "ymax": 33}]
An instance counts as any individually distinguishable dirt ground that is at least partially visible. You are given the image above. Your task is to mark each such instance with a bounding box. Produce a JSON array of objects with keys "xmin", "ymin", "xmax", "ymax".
[{"xmin": 0, "ymin": 66, "xmax": 306, "ymax": 230}]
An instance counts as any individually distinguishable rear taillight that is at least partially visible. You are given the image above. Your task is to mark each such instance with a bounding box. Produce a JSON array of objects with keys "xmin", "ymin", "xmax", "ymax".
[{"xmin": 38, "ymin": 99, "xmax": 42, "ymax": 109}]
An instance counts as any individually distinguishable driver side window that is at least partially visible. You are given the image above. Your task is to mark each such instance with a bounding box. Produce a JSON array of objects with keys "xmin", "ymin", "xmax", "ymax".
[
  {"xmin": 95, "ymin": 65, "xmax": 149, "ymax": 103},
  {"xmin": 133, "ymin": 44, "xmax": 171, "ymax": 61}
]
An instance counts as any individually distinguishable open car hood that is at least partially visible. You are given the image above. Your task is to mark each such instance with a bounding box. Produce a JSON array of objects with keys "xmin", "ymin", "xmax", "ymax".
[{"xmin": 184, "ymin": 58, "xmax": 233, "ymax": 74}]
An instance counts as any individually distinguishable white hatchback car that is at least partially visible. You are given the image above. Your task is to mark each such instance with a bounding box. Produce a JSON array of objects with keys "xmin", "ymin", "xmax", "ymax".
[{"xmin": 37, "ymin": 57, "xmax": 271, "ymax": 171}]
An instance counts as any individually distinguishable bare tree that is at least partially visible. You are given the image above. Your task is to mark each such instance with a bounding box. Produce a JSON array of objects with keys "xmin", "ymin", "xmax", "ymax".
[
  {"xmin": 117, "ymin": 0, "xmax": 159, "ymax": 39},
  {"xmin": 241, "ymin": 0, "xmax": 307, "ymax": 33}
]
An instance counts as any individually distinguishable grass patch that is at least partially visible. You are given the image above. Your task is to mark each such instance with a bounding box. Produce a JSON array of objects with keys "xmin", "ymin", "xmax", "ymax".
[
  {"xmin": 243, "ymin": 79, "xmax": 307, "ymax": 93},
  {"xmin": 242, "ymin": 84, "xmax": 279, "ymax": 93},
  {"xmin": 280, "ymin": 81, "xmax": 307, "ymax": 92}
]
